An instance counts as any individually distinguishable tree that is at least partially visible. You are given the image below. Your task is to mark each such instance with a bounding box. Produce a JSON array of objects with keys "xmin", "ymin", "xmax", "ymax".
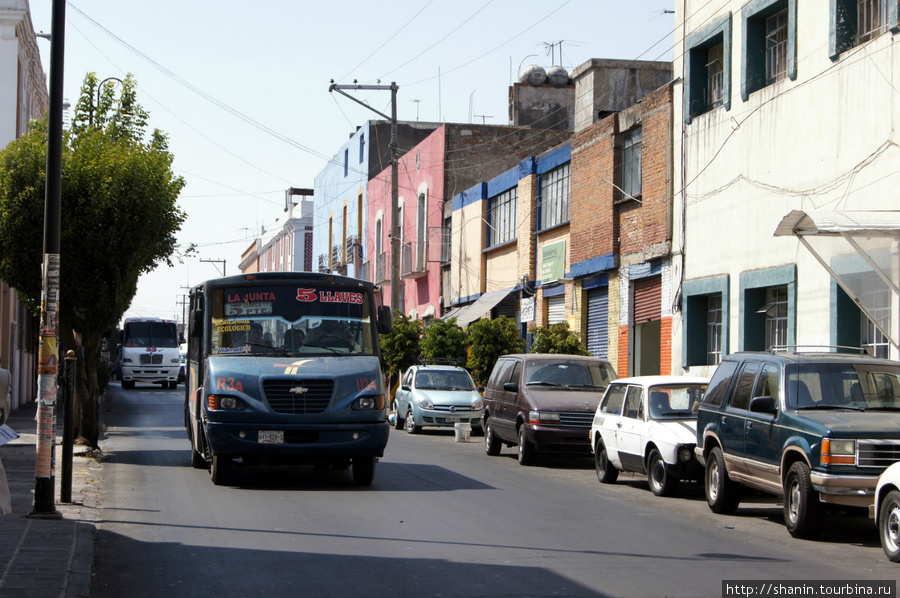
[
  {"xmin": 530, "ymin": 322, "xmax": 590, "ymax": 356},
  {"xmin": 420, "ymin": 317, "xmax": 467, "ymax": 365},
  {"xmin": 379, "ymin": 312, "xmax": 423, "ymax": 398},
  {"xmin": 466, "ymin": 316, "xmax": 524, "ymax": 386},
  {"xmin": 0, "ymin": 73, "xmax": 187, "ymax": 447}
]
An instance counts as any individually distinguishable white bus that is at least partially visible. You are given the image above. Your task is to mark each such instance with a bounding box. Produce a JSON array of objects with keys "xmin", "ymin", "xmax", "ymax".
[{"xmin": 120, "ymin": 317, "xmax": 182, "ymax": 389}]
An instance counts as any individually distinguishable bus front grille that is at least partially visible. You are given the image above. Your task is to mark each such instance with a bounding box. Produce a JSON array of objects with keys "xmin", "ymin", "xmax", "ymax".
[{"xmin": 263, "ymin": 379, "xmax": 334, "ymax": 414}]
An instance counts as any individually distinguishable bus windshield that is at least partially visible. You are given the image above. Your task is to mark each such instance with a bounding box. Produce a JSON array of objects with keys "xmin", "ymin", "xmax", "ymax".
[
  {"xmin": 124, "ymin": 321, "xmax": 179, "ymax": 348},
  {"xmin": 209, "ymin": 284, "xmax": 375, "ymax": 356}
]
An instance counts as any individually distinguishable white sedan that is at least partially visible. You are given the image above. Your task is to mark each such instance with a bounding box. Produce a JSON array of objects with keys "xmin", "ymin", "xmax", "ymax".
[
  {"xmin": 591, "ymin": 376, "xmax": 709, "ymax": 497},
  {"xmin": 873, "ymin": 461, "xmax": 900, "ymax": 563}
]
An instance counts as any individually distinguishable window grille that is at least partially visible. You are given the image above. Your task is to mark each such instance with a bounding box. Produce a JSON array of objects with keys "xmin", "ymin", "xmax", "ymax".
[
  {"xmin": 489, "ymin": 187, "xmax": 517, "ymax": 246},
  {"xmin": 707, "ymin": 295, "xmax": 722, "ymax": 366},
  {"xmin": 765, "ymin": 9, "xmax": 788, "ymax": 85},
  {"xmin": 706, "ymin": 43, "xmax": 725, "ymax": 109},
  {"xmin": 540, "ymin": 164, "xmax": 570, "ymax": 229},
  {"xmin": 858, "ymin": 0, "xmax": 888, "ymax": 44},
  {"xmin": 621, "ymin": 128, "xmax": 642, "ymax": 201}
]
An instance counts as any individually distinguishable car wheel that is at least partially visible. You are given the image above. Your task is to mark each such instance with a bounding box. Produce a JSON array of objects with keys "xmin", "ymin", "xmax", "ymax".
[
  {"xmin": 404, "ymin": 409, "xmax": 420, "ymax": 434},
  {"xmin": 595, "ymin": 440, "xmax": 619, "ymax": 484},
  {"xmin": 352, "ymin": 456, "xmax": 376, "ymax": 486},
  {"xmin": 168, "ymin": 381, "xmax": 178, "ymax": 389},
  {"xmin": 393, "ymin": 407, "xmax": 404, "ymax": 430},
  {"xmin": 517, "ymin": 426, "xmax": 536, "ymax": 466},
  {"xmin": 122, "ymin": 380, "xmax": 135, "ymax": 390},
  {"xmin": 784, "ymin": 461, "xmax": 825, "ymax": 539},
  {"xmin": 210, "ymin": 453, "xmax": 233, "ymax": 486},
  {"xmin": 191, "ymin": 445, "xmax": 206, "ymax": 469},
  {"xmin": 647, "ymin": 448, "xmax": 679, "ymax": 497},
  {"xmin": 484, "ymin": 417, "xmax": 501, "ymax": 456},
  {"xmin": 705, "ymin": 447, "xmax": 740, "ymax": 514},
  {"xmin": 879, "ymin": 489, "xmax": 900, "ymax": 562}
]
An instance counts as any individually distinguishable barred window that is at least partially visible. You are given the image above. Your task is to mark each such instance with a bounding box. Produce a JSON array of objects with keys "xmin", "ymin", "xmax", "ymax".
[
  {"xmin": 858, "ymin": 0, "xmax": 889, "ymax": 44},
  {"xmin": 540, "ymin": 163, "xmax": 570, "ymax": 230},
  {"xmin": 707, "ymin": 42, "xmax": 725, "ymax": 109},
  {"xmin": 488, "ymin": 187, "xmax": 517, "ymax": 247},
  {"xmin": 707, "ymin": 294, "xmax": 723, "ymax": 366},
  {"xmin": 765, "ymin": 9, "xmax": 788, "ymax": 85},
  {"xmin": 621, "ymin": 128, "xmax": 642, "ymax": 201}
]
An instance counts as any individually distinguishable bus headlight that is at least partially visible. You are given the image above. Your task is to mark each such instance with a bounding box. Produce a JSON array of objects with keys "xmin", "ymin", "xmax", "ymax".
[
  {"xmin": 208, "ymin": 394, "xmax": 243, "ymax": 410},
  {"xmin": 354, "ymin": 395, "xmax": 385, "ymax": 410}
]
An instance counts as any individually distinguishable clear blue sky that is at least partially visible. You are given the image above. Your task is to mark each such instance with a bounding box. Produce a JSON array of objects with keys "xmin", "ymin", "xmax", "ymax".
[{"xmin": 27, "ymin": 0, "xmax": 674, "ymax": 324}]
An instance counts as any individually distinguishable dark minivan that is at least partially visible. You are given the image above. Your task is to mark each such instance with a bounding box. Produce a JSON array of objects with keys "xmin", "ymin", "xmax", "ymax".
[{"xmin": 482, "ymin": 354, "xmax": 616, "ymax": 465}]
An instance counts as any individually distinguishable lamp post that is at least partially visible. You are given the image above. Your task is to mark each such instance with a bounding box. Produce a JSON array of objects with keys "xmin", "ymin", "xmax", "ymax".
[{"xmin": 89, "ymin": 76, "xmax": 123, "ymax": 126}]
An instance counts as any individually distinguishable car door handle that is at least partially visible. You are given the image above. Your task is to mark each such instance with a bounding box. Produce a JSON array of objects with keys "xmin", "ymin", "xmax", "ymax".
[
  {"xmin": 616, "ymin": 422, "xmax": 622, "ymax": 428},
  {"xmin": 746, "ymin": 421, "xmax": 753, "ymax": 430}
]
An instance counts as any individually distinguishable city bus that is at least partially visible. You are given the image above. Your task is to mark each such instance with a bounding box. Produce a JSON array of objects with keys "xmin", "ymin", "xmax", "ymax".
[
  {"xmin": 184, "ymin": 272, "xmax": 393, "ymax": 486},
  {"xmin": 120, "ymin": 317, "xmax": 182, "ymax": 389}
]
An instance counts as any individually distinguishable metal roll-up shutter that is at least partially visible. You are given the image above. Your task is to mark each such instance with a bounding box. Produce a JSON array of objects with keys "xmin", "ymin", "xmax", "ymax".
[
  {"xmin": 633, "ymin": 275, "xmax": 662, "ymax": 323},
  {"xmin": 547, "ymin": 295, "xmax": 566, "ymax": 325},
  {"xmin": 495, "ymin": 294, "xmax": 519, "ymax": 320},
  {"xmin": 586, "ymin": 287, "xmax": 609, "ymax": 358}
]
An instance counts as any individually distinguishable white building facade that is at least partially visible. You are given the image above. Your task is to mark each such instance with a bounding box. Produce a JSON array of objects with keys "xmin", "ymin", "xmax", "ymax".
[{"xmin": 674, "ymin": 0, "xmax": 900, "ymax": 376}]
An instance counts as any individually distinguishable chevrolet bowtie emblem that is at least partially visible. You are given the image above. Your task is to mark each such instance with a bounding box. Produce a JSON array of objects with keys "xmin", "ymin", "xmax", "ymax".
[{"xmin": 289, "ymin": 386, "xmax": 309, "ymax": 394}]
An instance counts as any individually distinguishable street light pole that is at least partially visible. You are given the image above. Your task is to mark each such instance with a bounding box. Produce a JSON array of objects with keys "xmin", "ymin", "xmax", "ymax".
[
  {"xmin": 30, "ymin": 0, "xmax": 66, "ymax": 519},
  {"xmin": 328, "ymin": 81, "xmax": 400, "ymax": 313},
  {"xmin": 89, "ymin": 76, "xmax": 123, "ymax": 126}
]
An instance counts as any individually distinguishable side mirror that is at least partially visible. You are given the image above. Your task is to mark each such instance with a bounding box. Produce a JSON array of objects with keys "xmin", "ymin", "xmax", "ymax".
[
  {"xmin": 190, "ymin": 309, "xmax": 204, "ymax": 338},
  {"xmin": 401, "ymin": 385, "xmax": 410, "ymax": 392},
  {"xmin": 503, "ymin": 382, "xmax": 518, "ymax": 393},
  {"xmin": 477, "ymin": 386, "xmax": 485, "ymax": 393},
  {"xmin": 377, "ymin": 305, "xmax": 393, "ymax": 334},
  {"xmin": 749, "ymin": 396, "xmax": 778, "ymax": 415}
]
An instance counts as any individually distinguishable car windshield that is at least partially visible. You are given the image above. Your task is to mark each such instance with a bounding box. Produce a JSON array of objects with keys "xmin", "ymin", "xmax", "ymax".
[
  {"xmin": 208, "ymin": 285, "xmax": 375, "ymax": 356},
  {"xmin": 524, "ymin": 360, "xmax": 615, "ymax": 390},
  {"xmin": 416, "ymin": 370, "xmax": 475, "ymax": 391},
  {"xmin": 648, "ymin": 384, "xmax": 707, "ymax": 419},
  {"xmin": 785, "ymin": 362, "xmax": 900, "ymax": 410}
]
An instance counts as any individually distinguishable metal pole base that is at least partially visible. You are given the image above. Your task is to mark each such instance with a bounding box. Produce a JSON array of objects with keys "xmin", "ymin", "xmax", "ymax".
[{"xmin": 28, "ymin": 476, "xmax": 61, "ymax": 519}]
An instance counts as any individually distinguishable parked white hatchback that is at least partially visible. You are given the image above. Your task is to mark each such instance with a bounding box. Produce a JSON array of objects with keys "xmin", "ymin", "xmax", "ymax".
[
  {"xmin": 591, "ymin": 376, "xmax": 709, "ymax": 497},
  {"xmin": 873, "ymin": 461, "xmax": 900, "ymax": 563}
]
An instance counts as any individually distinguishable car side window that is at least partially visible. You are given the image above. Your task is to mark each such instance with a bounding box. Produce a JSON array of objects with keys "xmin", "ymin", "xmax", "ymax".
[
  {"xmin": 703, "ymin": 360, "xmax": 738, "ymax": 407},
  {"xmin": 402, "ymin": 369, "xmax": 413, "ymax": 386},
  {"xmin": 600, "ymin": 385, "xmax": 627, "ymax": 415},
  {"xmin": 509, "ymin": 362, "xmax": 522, "ymax": 385},
  {"xmin": 624, "ymin": 386, "xmax": 643, "ymax": 419},
  {"xmin": 488, "ymin": 359, "xmax": 511, "ymax": 390},
  {"xmin": 731, "ymin": 361, "xmax": 761, "ymax": 411},
  {"xmin": 754, "ymin": 364, "xmax": 779, "ymax": 400}
]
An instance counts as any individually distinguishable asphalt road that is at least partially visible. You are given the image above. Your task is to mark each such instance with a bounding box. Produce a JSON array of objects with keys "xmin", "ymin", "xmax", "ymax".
[{"xmin": 88, "ymin": 382, "xmax": 898, "ymax": 598}]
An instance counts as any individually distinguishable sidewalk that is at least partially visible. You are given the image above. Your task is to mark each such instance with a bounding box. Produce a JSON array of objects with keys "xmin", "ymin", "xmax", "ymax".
[{"xmin": 0, "ymin": 400, "xmax": 99, "ymax": 598}]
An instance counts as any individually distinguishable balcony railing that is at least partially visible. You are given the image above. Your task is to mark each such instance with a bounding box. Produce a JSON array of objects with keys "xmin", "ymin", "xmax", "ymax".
[{"xmin": 401, "ymin": 242, "xmax": 427, "ymax": 279}]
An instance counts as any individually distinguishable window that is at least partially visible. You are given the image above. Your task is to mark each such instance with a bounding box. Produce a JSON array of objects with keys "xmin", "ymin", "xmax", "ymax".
[
  {"xmin": 762, "ymin": 286, "xmax": 789, "ymax": 350},
  {"xmin": 343, "ymin": 149, "xmax": 348, "ymax": 177},
  {"xmin": 540, "ymin": 163, "xmax": 570, "ymax": 229},
  {"xmin": 707, "ymin": 43, "xmax": 725, "ymax": 109},
  {"xmin": 488, "ymin": 187, "xmax": 517, "ymax": 246},
  {"xmin": 359, "ymin": 134, "xmax": 365, "ymax": 164},
  {"xmin": 374, "ymin": 218, "xmax": 385, "ymax": 283},
  {"xmin": 682, "ymin": 276, "xmax": 729, "ymax": 368},
  {"xmin": 707, "ymin": 294, "xmax": 723, "ymax": 366},
  {"xmin": 441, "ymin": 216, "xmax": 451, "ymax": 263},
  {"xmin": 620, "ymin": 128, "xmax": 642, "ymax": 201},
  {"xmin": 831, "ymin": 0, "xmax": 898, "ymax": 58},
  {"xmin": 624, "ymin": 386, "xmax": 643, "ymax": 419},
  {"xmin": 858, "ymin": 0, "xmax": 889, "ymax": 43},
  {"xmin": 861, "ymin": 277, "xmax": 890, "ymax": 358},
  {"xmin": 416, "ymin": 193, "xmax": 427, "ymax": 271},
  {"xmin": 742, "ymin": 1, "xmax": 797, "ymax": 100},
  {"xmin": 685, "ymin": 14, "xmax": 732, "ymax": 122},
  {"xmin": 731, "ymin": 361, "xmax": 761, "ymax": 411}
]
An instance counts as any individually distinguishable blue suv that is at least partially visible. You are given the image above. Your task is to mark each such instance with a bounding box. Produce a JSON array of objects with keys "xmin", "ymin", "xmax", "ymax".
[{"xmin": 696, "ymin": 350, "xmax": 900, "ymax": 539}]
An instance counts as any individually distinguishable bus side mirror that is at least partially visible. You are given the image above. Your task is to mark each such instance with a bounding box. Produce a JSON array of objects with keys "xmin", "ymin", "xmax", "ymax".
[
  {"xmin": 377, "ymin": 305, "xmax": 393, "ymax": 334},
  {"xmin": 190, "ymin": 309, "xmax": 204, "ymax": 338}
]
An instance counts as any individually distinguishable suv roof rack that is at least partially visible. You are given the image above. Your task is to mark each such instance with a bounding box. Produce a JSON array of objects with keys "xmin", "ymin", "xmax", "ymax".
[{"xmin": 767, "ymin": 345, "xmax": 872, "ymax": 355}]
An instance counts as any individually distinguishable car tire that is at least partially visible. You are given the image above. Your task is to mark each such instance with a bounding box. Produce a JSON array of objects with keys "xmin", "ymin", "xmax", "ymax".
[
  {"xmin": 647, "ymin": 448, "xmax": 679, "ymax": 497},
  {"xmin": 784, "ymin": 461, "xmax": 825, "ymax": 539},
  {"xmin": 122, "ymin": 380, "xmax": 135, "ymax": 390},
  {"xmin": 352, "ymin": 456, "xmax": 376, "ymax": 486},
  {"xmin": 393, "ymin": 408, "xmax": 404, "ymax": 430},
  {"xmin": 404, "ymin": 409, "xmax": 420, "ymax": 434},
  {"xmin": 879, "ymin": 489, "xmax": 900, "ymax": 562},
  {"xmin": 484, "ymin": 417, "xmax": 501, "ymax": 456},
  {"xmin": 517, "ymin": 426, "xmax": 536, "ymax": 466},
  {"xmin": 210, "ymin": 453, "xmax": 233, "ymax": 486},
  {"xmin": 191, "ymin": 446, "xmax": 206, "ymax": 469},
  {"xmin": 705, "ymin": 447, "xmax": 740, "ymax": 514},
  {"xmin": 595, "ymin": 440, "xmax": 619, "ymax": 484}
]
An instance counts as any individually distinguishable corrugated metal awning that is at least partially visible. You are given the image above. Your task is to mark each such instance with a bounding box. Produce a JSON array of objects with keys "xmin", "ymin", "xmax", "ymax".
[{"xmin": 447, "ymin": 287, "xmax": 517, "ymax": 328}]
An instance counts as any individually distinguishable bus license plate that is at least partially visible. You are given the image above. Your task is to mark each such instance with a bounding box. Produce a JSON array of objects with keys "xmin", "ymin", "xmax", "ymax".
[{"xmin": 259, "ymin": 430, "xmax": 284, "ymax": 444}]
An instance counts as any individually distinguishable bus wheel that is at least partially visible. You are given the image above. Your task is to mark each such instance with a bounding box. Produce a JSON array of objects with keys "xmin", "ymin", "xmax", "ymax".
[
  {"xmin": 211, "ymin": 454, "xmax": 233, "ymax": 486},
  {"xmin": 352, "ymin": 456, "xmax": 375, "ymax": 486}
]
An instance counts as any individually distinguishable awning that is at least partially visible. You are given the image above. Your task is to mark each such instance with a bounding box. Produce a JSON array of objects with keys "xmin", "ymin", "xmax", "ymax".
[
  {"xmin": 774, "ymin": 210, "xmax": 900, "ymax": 350},
  {"xmin": 445, "ymin": 287, "xmax": 517, "ymax": 327}
]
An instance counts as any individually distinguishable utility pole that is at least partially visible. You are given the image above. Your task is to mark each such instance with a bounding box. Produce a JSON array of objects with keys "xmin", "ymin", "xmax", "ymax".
[
  {"xmin": 328, "ymin": 81, "xmax": 400, "ymax": 313},
  {"xmin": 31, "ymin": 0, "xmax": 65, "ymax": 519}
]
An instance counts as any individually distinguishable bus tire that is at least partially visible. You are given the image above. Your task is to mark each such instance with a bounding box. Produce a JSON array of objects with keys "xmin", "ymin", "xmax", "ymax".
[{"xmin": 352, "ymin": 456, "xmax": 376, "ymax": 486}]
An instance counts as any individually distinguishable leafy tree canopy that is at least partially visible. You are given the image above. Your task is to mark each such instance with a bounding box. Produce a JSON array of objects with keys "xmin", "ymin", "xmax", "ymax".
[
  {"xmin": 420, "ymin": 317, "xmax": 467, "ymax": 365},
  {"xmin": 465, "ymin": 316, "xmax": 524, "ymax": 386},
  {"xmin": 0, "ymin": 72, "xmax": 188, "ymax": 444},
  {"xmin": 530, "ymin": 322, "xmax": 590, "ymax": 356},
  {"xmin": 379, "ymin": 312, "xmax": 423, "ymax": 383}
]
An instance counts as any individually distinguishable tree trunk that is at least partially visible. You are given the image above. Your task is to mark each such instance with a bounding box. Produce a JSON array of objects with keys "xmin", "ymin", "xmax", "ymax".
[{"xmin": 59, "ymin": 322, "xmax": 101, "ymax": 448}]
